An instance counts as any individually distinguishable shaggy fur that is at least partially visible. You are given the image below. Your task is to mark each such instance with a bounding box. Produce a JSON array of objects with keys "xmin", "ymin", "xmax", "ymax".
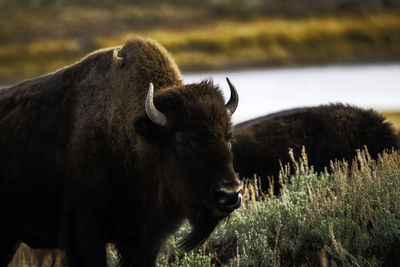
[
  {"xmin": 233, "ymin": 104, "xmax": 400, "ymax": 194},
  {"xmin": 0, "ymin": 37, "xmax": 240, "ymax": 266}
]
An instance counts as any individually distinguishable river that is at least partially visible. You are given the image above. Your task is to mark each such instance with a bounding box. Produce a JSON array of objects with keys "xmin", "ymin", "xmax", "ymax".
[{"xmin": 183, "ymin": 64, "xmax": 400, "ymax": 124}]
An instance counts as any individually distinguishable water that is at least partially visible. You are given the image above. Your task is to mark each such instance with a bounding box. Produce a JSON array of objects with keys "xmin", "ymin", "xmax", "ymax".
[
  {"xmin": 183, "ymin": 64, "xmax": 400, "ymax": 124},
  {"xmin": 2, "ymin": 64, "xmax": 399, "ymax": 124}
]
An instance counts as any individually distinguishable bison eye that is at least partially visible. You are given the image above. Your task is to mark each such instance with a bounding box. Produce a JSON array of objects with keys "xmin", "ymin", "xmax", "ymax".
[
  {"xmin": 179, "ymin": 140, "xmax": 190, "ymax": 148},
  {"xmin": 175, "ymin": 132, "xmax": 195, "ymax": 152}
]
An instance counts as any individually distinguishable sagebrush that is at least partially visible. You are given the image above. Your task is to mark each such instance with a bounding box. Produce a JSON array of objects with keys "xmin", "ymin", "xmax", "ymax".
[{"xmin": 155, "ymin": 147, "xmax": 400, "ymax": 266}]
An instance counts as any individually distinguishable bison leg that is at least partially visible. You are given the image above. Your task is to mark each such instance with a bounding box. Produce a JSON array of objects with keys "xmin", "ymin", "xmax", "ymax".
[
  {"xmin": 0, "ymin": 236, "xmax": 19, "ymax": 267},
  {"xmin": 62, "ymin": 213, "xmax": 107, "ymax": 267},
  {"xmin": 65, "ymin": 229, "xmax": 107, "ymax": 266},
  {"xmin": 116, "ymin": 241, "xmax": 160, "ymax": 267}
]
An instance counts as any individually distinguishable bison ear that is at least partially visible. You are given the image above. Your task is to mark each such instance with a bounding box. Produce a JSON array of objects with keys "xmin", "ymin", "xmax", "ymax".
[
  {"xmin": 113, "ymin": 48, "xmax": 126, "ymax": 68},
  {"xmin": 134, "ymin": 116, "xmax": 165, "ymax": 141}
]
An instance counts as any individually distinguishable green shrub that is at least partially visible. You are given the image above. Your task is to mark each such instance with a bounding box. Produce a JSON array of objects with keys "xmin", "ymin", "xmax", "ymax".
[{"xmin": 154, "ymin": 148, "xmax": 400, "ymax": 266}]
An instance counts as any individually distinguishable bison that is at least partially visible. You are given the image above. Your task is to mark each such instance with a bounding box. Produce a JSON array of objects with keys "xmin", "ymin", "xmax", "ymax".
[
  {"xmin": 232, "ymin": 104, "xmax": 400, "ymax": 194},
  {"xmin": 0, "ymin": 37, "xmax": 242, "ymax": 266}
]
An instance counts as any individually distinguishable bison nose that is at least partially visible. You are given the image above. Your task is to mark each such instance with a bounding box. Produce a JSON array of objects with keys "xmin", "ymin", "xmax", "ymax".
[{"xmin": 212, "ymin": 187, "xmax": 242, "ymax": 211}]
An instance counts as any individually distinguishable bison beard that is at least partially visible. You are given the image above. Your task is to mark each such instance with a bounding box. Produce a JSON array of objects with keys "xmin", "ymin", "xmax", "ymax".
[{"xmin": 179, "ymin": 213, "xmax": 220, "ymax": 251}]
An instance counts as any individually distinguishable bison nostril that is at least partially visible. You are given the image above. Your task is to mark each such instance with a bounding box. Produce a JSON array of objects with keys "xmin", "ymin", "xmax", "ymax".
[
  {"xmin": 213, "ymin": 189, "xmax": 242, "ymax": 209},
  {"xmin": 214, "ymin": 189, "xmax": 229, "ymax": 204}
]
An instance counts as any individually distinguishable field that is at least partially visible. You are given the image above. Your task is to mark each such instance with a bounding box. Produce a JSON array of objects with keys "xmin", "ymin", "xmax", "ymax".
[{"xmin": 8, "ymin": 148, "xmax": 400, "ymax": 266}]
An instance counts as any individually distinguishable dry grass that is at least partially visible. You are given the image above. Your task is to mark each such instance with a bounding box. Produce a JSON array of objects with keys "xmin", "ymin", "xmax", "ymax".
[
  {"xmin": 276, "ymin": 147, "xmax": 400, "ymax": 265},
  {"xmin": 10, "ymin": 243, "xmax": 65, "ymax": 267},
  {"xmin": 99, "ymin": 11, "xmax": 400, "ymax": 69}
]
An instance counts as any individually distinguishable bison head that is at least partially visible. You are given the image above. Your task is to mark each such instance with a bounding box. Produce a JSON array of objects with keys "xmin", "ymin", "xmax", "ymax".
[{"xmin": 135, "ymin": 78, "xmax": 241, "ymax": 250}]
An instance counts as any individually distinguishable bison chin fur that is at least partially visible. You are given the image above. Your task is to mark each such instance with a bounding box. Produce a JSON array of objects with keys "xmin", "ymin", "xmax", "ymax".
[{"xmin": 179, "ymin": 213, "xmax": 220, "ymax": 251}]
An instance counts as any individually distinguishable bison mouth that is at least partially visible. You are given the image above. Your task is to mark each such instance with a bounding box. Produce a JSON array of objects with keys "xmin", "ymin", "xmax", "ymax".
[
  {"xmin": 213, "ymin": 192, "xmax": 242, "ymax": 216},
  {"xmin": 179, "ymin": 194, "xmax": 242, "ymax": 251}
]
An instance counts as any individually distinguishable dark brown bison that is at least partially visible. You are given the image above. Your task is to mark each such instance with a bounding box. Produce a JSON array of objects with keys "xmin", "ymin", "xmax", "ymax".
[
  {"xmin": 0, "ymin": 37, "xmax": 242, "ymax": 266},
  {"xmin": 232, "ymin": 104, "xmax": 400, "ymax": 194}
]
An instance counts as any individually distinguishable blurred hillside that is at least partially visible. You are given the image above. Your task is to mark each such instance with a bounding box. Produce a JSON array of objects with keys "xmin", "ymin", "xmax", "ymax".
[
  {"xmin": 1, "ymin": 0, "xmax": 400, "ymax": 84},
  {"xmin": 1, "ymin": 0, "xmax": 400, "ymax": 15}
]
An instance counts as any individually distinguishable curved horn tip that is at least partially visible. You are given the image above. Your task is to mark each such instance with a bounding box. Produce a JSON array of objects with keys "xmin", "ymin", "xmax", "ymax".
[
  {"xmin": 145, "ymin": 82, "xmax": 168, "ymax": 127},
  {"xmin": 225, "ymin": 77, "xmax": 239, "ymax": 117}
]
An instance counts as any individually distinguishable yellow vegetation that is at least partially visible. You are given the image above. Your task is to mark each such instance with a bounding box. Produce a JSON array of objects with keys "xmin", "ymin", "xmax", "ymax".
[
  {"xmin": 381, "ymin": 111, "xmax": 400, "ymax": 131},
  {"xmin": 1, "ymin": 9, "xmax": 400, "ymax": 84}
]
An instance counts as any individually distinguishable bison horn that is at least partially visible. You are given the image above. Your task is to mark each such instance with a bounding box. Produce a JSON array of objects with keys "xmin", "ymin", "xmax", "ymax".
[
  {"xmin": 225, "ymin": 77, "xmax": 239, "ymax": 117},
  {"xmin": 113, "ymin": 48, "xmax": 125, "ymax": 68},
  {"xmin": 145, "ymin": 83, "xmax": 168, "ymax": 127}
]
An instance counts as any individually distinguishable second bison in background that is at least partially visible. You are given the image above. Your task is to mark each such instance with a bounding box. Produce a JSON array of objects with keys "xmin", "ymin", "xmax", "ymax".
[{"xmin": 232, "ymin": 104, "xmax": 400, "ymax": 193}]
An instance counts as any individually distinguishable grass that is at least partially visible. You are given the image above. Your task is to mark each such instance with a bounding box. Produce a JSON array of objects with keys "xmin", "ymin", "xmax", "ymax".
[
  {"xmin": 1, "ymin": 5, "xmax": 400, "ymax": 84},
  {"xmin": 8, "ymin": 147, "xmax": 400, "ymax": 266},
  {"xmin": 126, "ymin": 11, "xmax": 400, "ymax": 71}
]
